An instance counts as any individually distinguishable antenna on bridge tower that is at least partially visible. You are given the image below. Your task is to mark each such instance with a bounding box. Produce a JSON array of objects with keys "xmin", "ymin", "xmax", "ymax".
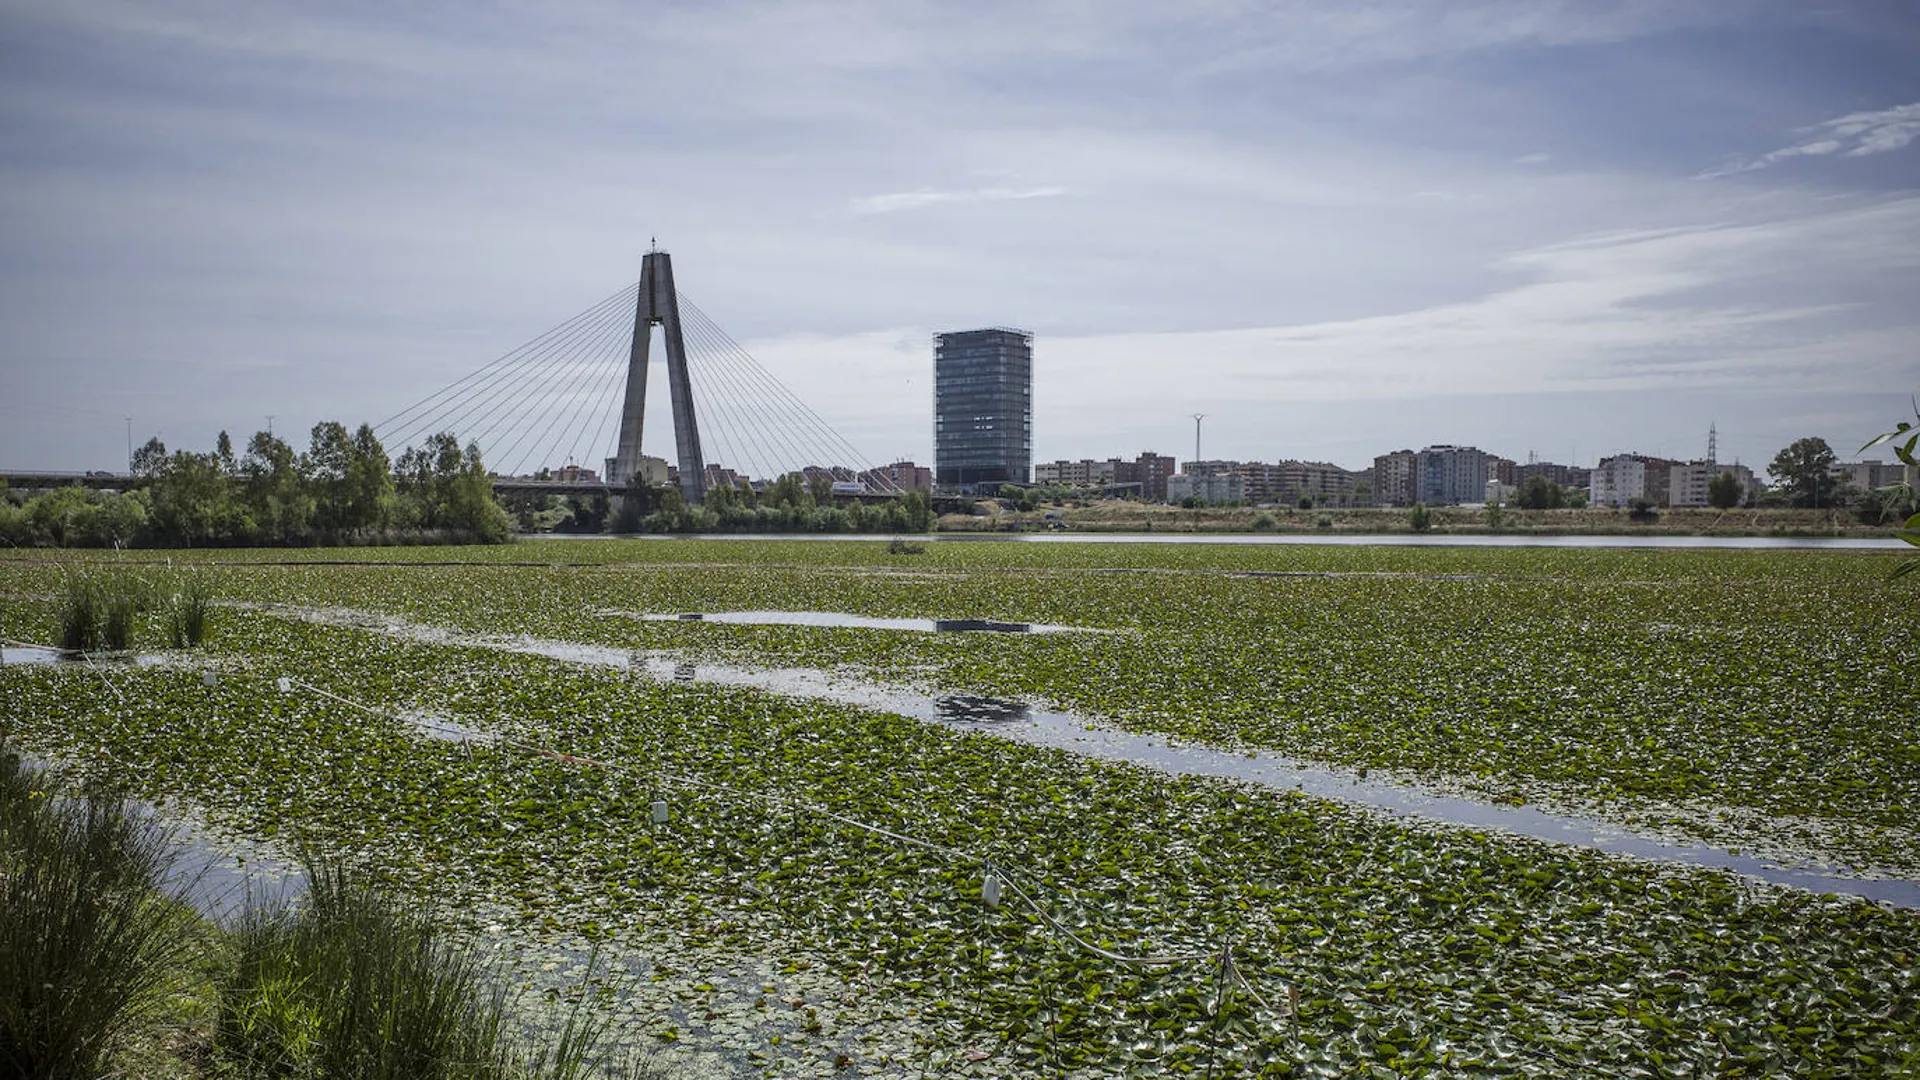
[{"xmin": 611, "ymin": 248, "xmax": 707, "ymax": 505}]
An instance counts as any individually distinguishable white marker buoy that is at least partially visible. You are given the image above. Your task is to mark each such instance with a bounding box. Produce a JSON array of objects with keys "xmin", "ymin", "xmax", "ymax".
[
  {"xmin": 650, "ymin": 799, "xmax": 669, "ymax": 824},
  {"xmin": 276, "ymin": 676, "xmax": 292, "ymax": 693},
  {"xmin": 982, "ymin": 870, "xmax": 1002, "ymax": 909},
  {"xmin": 202, "ymin": 670, "xmax": 218, "ymax": 687}
]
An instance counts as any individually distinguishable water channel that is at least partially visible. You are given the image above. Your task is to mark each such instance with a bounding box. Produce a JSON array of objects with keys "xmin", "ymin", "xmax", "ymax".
[{"xmin": 256, "ymin": 604, "xmax": 1920, "ymax": 908}]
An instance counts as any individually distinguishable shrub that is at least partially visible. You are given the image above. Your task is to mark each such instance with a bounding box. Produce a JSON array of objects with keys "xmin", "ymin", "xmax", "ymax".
[
  {"xmin": 1408, "ymin": 503, "xmax": 1432, "ymax": 532},
  {"xmin": 1250, "ymin": 512, "xmax": 1278, "ymax": 531},
  {"xmin": 0, "ymin": 746, "xmax": 200, "ymax": 1079},
  {"xmin": 886, "ymin": 537, "xmax": 926, "ymax": 555},
  {"xmin": 1316, "ymin": 513, "xmax": 1334, "ymax": 529}
]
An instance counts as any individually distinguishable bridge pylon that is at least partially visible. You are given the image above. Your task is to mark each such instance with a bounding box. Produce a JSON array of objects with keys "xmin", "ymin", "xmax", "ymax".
[{"xmin": 611, "ymin": 250, "xmax": 706, "ymax": 505}]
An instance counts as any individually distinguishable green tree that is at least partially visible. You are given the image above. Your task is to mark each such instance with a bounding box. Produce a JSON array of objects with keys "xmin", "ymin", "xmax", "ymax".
[
  {"xmin": 1707, "ymin": 471, "xmax": 1743, "ymax": 510},
  {"xmin": 149, "ymin": 450, "xmax": 245, "ymax": 546},
  {"xmin": 346, "ymin": 424, "xmax": 396, "ymax": 529},
  {"xmin": 1408, "ymin": 502, "xmax": 1432, "ymax": 532},
  {"xmin": 130, "ymin": 436, "xmax": 168, "ymax": 478},
  {"xmin": 1768, "ymin": 437, "xmax": 1840, "ymax": 509},
  {"xmin": 1516, "ymin": 476, "xmax": 1563, "ymax": 510},
  {"xmin": 305, "ymin": 421, "xmax": 357, "ymax": 532},
  {"xmin": 243, "ymin": 431, "xmax": 310, "ymax": 543}
]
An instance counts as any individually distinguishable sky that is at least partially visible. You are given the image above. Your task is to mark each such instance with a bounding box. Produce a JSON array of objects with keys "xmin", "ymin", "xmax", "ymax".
[{"xmin": 2, "ymin": 0, "xmax": 1918, "ymax": 476}]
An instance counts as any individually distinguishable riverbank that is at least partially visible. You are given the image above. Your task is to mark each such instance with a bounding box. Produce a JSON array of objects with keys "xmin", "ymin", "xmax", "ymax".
[{"xmin": 939, "ymin": 501, "xmax": 1895, "ymax": 536}]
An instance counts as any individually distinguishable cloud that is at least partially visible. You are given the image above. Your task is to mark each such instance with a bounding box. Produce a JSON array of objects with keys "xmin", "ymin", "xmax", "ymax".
[
  {"xmin": 847, "ymin": 186, "xmax": 1070, "ymax": 216},
  {"xmin": 1698, "ymin": 102, "xmax": 1920, "ymax": 178}
]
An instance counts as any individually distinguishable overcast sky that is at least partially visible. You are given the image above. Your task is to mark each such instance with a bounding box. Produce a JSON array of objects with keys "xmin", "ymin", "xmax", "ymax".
[{"xmin": 2, "ymin": 0, "xmax": 1917, "ymax": 476}]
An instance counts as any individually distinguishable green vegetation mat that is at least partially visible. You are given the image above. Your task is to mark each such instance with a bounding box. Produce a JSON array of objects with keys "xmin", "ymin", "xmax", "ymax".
[{"xmin": 3, "ymin": 540, "xmax": 1917, "ymax": 1076}]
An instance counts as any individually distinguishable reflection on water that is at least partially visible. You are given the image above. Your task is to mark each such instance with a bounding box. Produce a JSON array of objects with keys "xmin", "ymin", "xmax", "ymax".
[
  {"xmin": 629, "ymin": 610, "xmax": 1074, "ymax": 634},
  {"xmin": 258, "ymin": 604, "xmax": 1920, "ymax": 907}
]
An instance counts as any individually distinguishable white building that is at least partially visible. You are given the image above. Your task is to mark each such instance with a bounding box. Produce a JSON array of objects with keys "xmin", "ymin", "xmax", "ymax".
[
  {"xmin": 1669, "ymin": 461, "xmax": 1757, "ymax": 507},
  {"xmin": 1590, "ymin": 455, "xmax": 1646, "ymax": 508}
]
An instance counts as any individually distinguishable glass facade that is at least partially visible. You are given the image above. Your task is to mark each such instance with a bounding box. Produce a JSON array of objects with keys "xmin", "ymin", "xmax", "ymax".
[{"xmin": 934, "ymin": 328, "xmax": 1032, "ymax": 489}]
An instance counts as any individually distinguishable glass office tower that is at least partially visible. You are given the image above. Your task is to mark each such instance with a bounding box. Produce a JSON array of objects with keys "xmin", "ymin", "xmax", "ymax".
[{"xmin": 934, "ymin": 327, "xmax": 1032, "ymax": 489}]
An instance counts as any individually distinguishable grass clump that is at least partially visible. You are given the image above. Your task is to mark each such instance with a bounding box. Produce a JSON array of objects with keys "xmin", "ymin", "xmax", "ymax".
[
  {"xmin": 214, "ymin": 852, "xmax": 654, "ymax": 1080},
  {"xmin": 214, "ymin": 854, "xmax": 511, "ymax": 1079},
  {"xmin": 0, "ymin": 744, "xmax": 200, "ymax": 1079},
  {"xmin": 164, "ymin": 572, "xmax": 214, "ymax": 648},
  {"xmin": 55, "ymin": 573, "xmax": 99, "ymax": 652}
]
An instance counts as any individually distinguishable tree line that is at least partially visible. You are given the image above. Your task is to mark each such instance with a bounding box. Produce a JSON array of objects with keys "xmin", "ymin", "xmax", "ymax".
[{"xmin": 1, "ymin": 424, "xmax": 513, "ymax": 548}]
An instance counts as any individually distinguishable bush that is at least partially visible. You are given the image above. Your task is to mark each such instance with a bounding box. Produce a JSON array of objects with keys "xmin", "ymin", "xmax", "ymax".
[
  {"xmin": 1250, "ymin": 512, "xmax": 1278, "ymax": 532},
  {"xmin": 0, "ymin": 746, "xmax": 200, "ymax": 1079},
  {"xmin": 1316, "ymin": 513, "xmax": 1334, "ymax": 529},
  {"xmin": 1408, "ymin": 503, "xmax": 1432, "ymax": 532},
  {"xmin": 886, "ymin": 537, "xmax": 926, "ymax": 555}
]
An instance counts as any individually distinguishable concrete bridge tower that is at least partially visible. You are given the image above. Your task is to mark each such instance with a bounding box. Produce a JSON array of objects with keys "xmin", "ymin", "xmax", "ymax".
[{"xmin": 611, "ymin": 249, "xmax": 706, "ymax": 505}]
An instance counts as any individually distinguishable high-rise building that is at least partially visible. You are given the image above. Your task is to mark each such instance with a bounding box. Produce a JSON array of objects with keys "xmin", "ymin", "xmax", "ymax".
[
  {"xmin": 1414, "ymin": 445, "xmax": 1493, "ymax": 505},
  {"xmin": 934, "ymin": 328, "xmax": 1033, "ymax": 489},
  {"xmin": 1372, "ymin": 450, "xmax": 1417, "ymax": 505}
]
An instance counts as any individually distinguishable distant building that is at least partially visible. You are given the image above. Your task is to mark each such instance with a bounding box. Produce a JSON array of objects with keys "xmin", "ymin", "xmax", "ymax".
[
  {"xmin": 550, "ymin": 463, "xmax": 600, "ymax": 483},
  {"xmin": 1132, "ymin": 452, "xmax": 1176, "ymax": 502},
  {"xmin": 1415, "ymin": 445, "xmax": 1493, "ymax": 505},
  {"xmin": 1372, "ymin": 450, "xmax": 1417, "ymax": 506},
  {"xmin": 934, "ymin": 328, "xmax": 1033, "ymax": 490},
  {"xmin": 1514, "ymin": 460, "xmax": 1589, "ymax": 492},
  {"xmin": 703, "ymin": 463, "xmax": 746, "ymax": 493},
  {"xmin": 1167, "ymin": 473, "xmax": 1244, "ymax": 504},
  {"xmin": 859, "ymin": 461, "xmax": 933, "ymax": 492},
  {"xmin": 1184, "ymin": 459, "xmax": 1244, "ymax": 478},
  {"xmin": 1836, "ymin": 459, "xmax": 1905, "ymax": 493},
  {"xmin": 1669, "ymin": 461, "xmax": 1756, "ymax": 507},
  {"xmin": 1033, "ymin": 452, "xmax": 1176, "ymax": 500},
  {"xmin": 605, "ymin": 455, "xmax": 669, "ymax": 487},
  {"xmin": 1590, "ymin": 455, "xmax": 1647, "ymax": 507}
]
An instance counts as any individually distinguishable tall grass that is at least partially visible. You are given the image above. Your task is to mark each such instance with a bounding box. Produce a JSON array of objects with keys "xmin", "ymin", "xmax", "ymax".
[
  {"xmin": 55, "ymin": 573, "xmax": 98, "ymax": 652},
  {"xmin": 0, "ymin": 744, "xmax": 200, "ymax": 1079},
  {"xmin": 215, "ymin": 852, "xmax": 676, "ymax": 1079},
  {"xmin": 165, "ymin": 571, "xmax": 214, "ymax": 647},
  {"xmin": 215, "ymin": 855, "xmax": 509, "ymax": 1079}
]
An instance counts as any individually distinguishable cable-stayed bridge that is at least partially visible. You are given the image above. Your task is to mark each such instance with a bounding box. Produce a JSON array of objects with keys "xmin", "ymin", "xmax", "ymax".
[{"xmin": 374, "ymin": 249, "xmax": 905, "ymax": 505}]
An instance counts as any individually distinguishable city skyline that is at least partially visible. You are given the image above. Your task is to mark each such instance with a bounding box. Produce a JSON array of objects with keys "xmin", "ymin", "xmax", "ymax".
[{"xmin": 2, "ymin": 3, "xmax": 1917, "ymax": 475}]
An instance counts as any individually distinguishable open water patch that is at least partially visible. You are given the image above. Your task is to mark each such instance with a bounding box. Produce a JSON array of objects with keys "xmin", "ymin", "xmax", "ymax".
[
  {"xmin": 2, "ymin": 644, "xmax": 178, "ymax": 668},
  {"xmin": 614, "ymin": 609, "xmax": 1090, "ymax": 634},
  {"xmin": 253, "ymin": 604, "xmax": 1920, "ymax": 907}
]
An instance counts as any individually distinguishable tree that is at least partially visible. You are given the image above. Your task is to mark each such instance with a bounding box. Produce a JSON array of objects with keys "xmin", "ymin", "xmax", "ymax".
[
  {"xmin": 243, "ymin": 431, "xmax": 309, "ymax": 543},
  {"xmin": 1768, "ymin": 437, "xmax": 1840, "ymax": 509},
  {"xmin": 345, "ymin": 424, "xmax": 395, "ymax": 530},
  {"xmin": 305, "ymin": 421, "xmax": 357, "ymax": 532},
  {"xmin": 1516, "ymin": 475, "xmax": 1564, "ymax": 510},
  {"xmin": 1408, "ymin": 502, "xmax": 1432, "ymax": 532},
  {"xmin": 130, "ymin": 437, "xmax": 168, "ymax": 478},
  {"xmin": 1707, "ymin": 471, "xmax": 1743, "ymax": 510}
]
